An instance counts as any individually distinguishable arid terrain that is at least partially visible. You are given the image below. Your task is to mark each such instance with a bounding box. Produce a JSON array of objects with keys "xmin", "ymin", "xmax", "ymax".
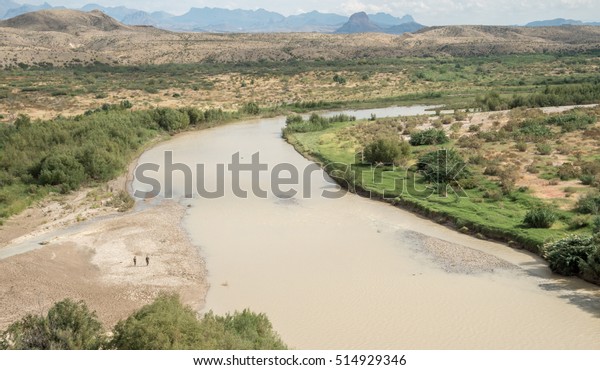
[
  {"xmin": 1, "ymin": 8, "xmax": 600, "ymax": 349},
  {"xmin": 0, "ymin": 10, "xmax": 600, "ymax": 68}
]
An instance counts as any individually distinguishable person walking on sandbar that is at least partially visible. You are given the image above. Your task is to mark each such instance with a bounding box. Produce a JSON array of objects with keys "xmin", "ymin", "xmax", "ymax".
[
  {"xmin": 146, "ymin": 255, "xmax": 150, "ymax": 266},
  {"xmin": 133, "ymin": 256, "xmax": 137, "ymax": 267}
]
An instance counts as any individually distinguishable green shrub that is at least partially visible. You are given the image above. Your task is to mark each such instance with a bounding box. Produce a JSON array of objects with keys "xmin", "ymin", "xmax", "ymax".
[
  {"xmin": 475, "ymin": 92, "xmax": 508, "ymax": 111},
  {"xmin": 240, "ymin": 102, "xmax": 260, "ymax": 115},
  {"xmin": 184, "ymin": 107, "xmax": 203, "ymax": 126},
  {"xmin": 576, "ymin": 192, "xmax": 600, "ymax": 214},
  {"xmin": 580, "ymin": 174, "xmax": 596, "ymax": 186},
  {"xmin": 110, "ymin": 294, "xmax": 286, "ymax": 350},
  {"xmin": 457, "ymin": 135, "xmax": 483, "ymax": 149},
  {"xmin": 77, "ymin": 145, "xmax": 123, "ymax": 181},
  {"xmin": 153, "ymin": 108, "xmax": 190, "ymax": 131},
  {"xmin": 107, "ymin": 190, "xmax": 135, "ymax": 212},
  {"xmin": 0, "ymin": 299, "xmax": 105, "ymax": 350},
  {"xmin": 567, "ymin": 215, "xmax": 591, "ymax": 230},
  {"xmin": 120, "ymin": 100, "xmax": 133, "ymax": 109},
  {"xmin": 593, "ymin": 216, "xmax": 600, "ymax": 234},
  {"xmin": 327, "ymin": 114, "xmax": 355, "ymax": 123},
  {"xmin": 543, "ymin": 235, "xmax": 595, "ymax": 276},
  {"xmin": 557, "ymin": 162, "xmax": 581, "ymax": 181},
  {"xmin": 536, "ymin": 142, "xmax": 553, "ymax": 155},
  {"xmin": 409, "ymin": 128, "xmax": 449, "ymax": 146},
  {"xmin": 363, "ymin": 138, "xmax": 411, "ymax": 165},
  {"xmin": 283, "ymin": 113, "xmax": 329, "ymax": 134},
  {"xmin": 38, "ymin": 152, "xmax": 86, "ymax": 192},
  {"xmin": 516, "ymin": 121, "xmax": 553, "ymax": 142},
  {"xmin": 416, "ymin": 149, "xmax": 470, "ymax": 195},
  {"xmin": 333, "ymin": 74, "xmax": 347, "ymax": 84},
  {"xmin": 545, "ymin": 112, "xmax": 596, "ymax": 133},
  {"xmin": 523, "ymin": 207, "xmax": 557, "ymax": 228}
]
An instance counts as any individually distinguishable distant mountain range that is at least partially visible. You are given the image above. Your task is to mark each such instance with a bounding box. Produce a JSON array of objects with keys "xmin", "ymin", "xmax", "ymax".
[
  {"xmin": 1, "ymin": 1, "xmax": 599, "ymax": 33},
  {"xmin": 525, "ymin": 18, "xmax": 600, "ymax": 27},
  {"xmin": 0, "ymin": 1, "xmax": 423, "ymax": 33}
]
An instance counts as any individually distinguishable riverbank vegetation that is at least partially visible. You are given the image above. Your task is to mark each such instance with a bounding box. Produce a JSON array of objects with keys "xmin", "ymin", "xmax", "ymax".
[
  {"xmin": 284, "ymin": 106, "xmax": 600, "ymax": 283},
  {"xmin": 0, "ymin": 103, "xmax": 259, "ymax": 224},
  {"xmin": 0, "ymin": 294, "xmax": 286, "ymax": 350},
  {"xmin": 1, "ymin": 52, "xmax": 599, "ymax": 121}
]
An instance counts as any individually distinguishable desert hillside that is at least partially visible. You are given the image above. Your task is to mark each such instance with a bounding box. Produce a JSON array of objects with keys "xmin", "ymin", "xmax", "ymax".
[
  {"xmin": 0, "ymin": 9, "xmax": 599, "ymax": 67},
  {"xmin": 0, "ymin": 9, "xmax": 130, "ymax": 33}
]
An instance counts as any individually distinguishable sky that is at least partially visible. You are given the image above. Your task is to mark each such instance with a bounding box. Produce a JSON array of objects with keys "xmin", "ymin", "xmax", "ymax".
[{"xmin": 26, "ymin": 0, "xmax": 600, "ymax": 25}]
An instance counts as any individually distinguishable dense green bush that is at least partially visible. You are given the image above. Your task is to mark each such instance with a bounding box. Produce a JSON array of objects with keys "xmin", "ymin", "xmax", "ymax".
[
  {"xmin": 183, "ymin": 107, "xmax": 203, "ymax": 126},
  {"xmin": 416, "ymin": 149, "xmax": 470, "ymax": 195},
  {"xmin": 523, "ymin": 207, "xmax": 557, "ymax": 228},
  {"xmin": 38, "ymin": 152, "xmax": 86, "ymax": 192},
  {"xmin": 363, "ymin": 138, "xmax": 411, "ymax": 165},
  {"xmin": 515, "ymin": 121, "xmax": 554, "ymax": 142},
  {"xmin": 110, "ymin": 294, "xmax": 286, "ymax": 350},
  {"xmin": 475, "ymin": 92, "xmax": 508, "ymax": 111},
  {"xmin": 153, "ymin": 108, "xmax": 190, "ymax": 131},
  {"xmin": 409, "ymin": 128, "xmax": 449, "ymax": 146},
  {"xmin": 544, "ymin": 112, "xmax": 596, "ymax": 133},
  {"xmin": 240, "ymin": 102, "xmax": 260, "ymax": 115},
  {"xmin": 0, "ymin": 105, "xmax": 243, "ymax": 222},
  {"xmin": 282, "ymin": 113, "xmax": 333, "ymax": 134},
  {"xmin": 2, "ymin": 295, "xmax": 286, "ymax": 350},
  {"xmin": 543, "ymin": 235, "xmax": 595, "ymax": 276},
  {"xmin": 0, "ymin": 299, "xmax": 105, "ymax": 350}
]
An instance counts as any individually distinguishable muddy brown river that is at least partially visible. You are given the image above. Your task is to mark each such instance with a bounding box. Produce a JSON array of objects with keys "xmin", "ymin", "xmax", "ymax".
[{"xmin": 132, "ymin": 106, "xmax": 600, "ymax": 349}]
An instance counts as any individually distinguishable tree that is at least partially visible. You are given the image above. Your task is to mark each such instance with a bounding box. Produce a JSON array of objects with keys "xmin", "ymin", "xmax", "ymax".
[
  {"xmin": 363, "ymin": 138, "xmax": 411, "ymax": 165},
  {"xmin": 199, "ymin": 309, "xmax": 287, "ymax": 350},
  {"xmin": 38, "ymin": 152, "xmax": 86, "ymax": 192},
  {"xmin": 110, "ymin": 293, "xmax": 204, "ymax": 350},
  {"xmin": 153, "ymin": 108, "xmax": 190, "ymax": 132},
  {"xmin": 416, "ymin": 149, "xmax": 470, "ymax": 196},
  {"xmin": 110, "ymin": 293, "xmax": 286, "ymax": 350},
  {"xmin": 1, "ymin": 299, "xmax": 105, "ymax": 350},
  {"xmin": 45, "ymin": 299, "xmax": 105, "ymax": 350}
]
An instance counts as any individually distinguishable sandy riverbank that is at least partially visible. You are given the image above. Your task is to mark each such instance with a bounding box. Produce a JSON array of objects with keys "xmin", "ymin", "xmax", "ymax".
[
  {"xmin": 0, "ymin": 199, "xmax": 207, "ymax": 330},
  {"xmin": 0, "ymin": 144, "xmax": 208, "ymax": 330}
]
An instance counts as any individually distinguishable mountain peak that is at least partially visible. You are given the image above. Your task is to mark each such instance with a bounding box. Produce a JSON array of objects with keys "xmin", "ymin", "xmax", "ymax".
[{"xmin": 335, "ymin": 12, "xmax": 382, "ymax": 34}]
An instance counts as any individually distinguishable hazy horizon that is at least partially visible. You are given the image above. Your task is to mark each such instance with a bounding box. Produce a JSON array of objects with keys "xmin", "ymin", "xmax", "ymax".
[{"xmin": 17, "ymin": 0, "xmax": 600, "ymax": 26}]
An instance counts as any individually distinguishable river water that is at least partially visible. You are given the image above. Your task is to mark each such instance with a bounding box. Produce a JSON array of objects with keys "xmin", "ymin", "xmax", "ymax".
[{"xmin": 132, "ymin": 106, "xmax": 600, "ymax": 349}]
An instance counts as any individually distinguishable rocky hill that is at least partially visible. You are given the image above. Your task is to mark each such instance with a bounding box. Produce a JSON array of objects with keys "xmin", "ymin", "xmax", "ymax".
[
  {"xmin": 0, "ymin": 9, "xmax": 129, "ymax": 33},
  {"xmin": 335, "ymin": 12, "xmax": 383, "ymax": 33},
  {"xmin": 336, "ymin": 12, "xmax": 425, "ymax": 34}
]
